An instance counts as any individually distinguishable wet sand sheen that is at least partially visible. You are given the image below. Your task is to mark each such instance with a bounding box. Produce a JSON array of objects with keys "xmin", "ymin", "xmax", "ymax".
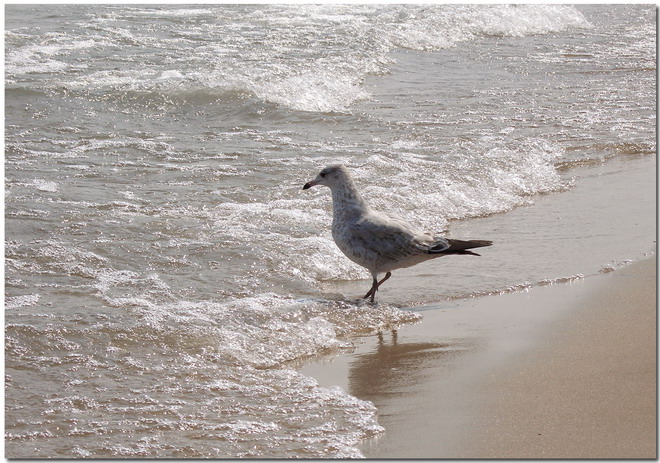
[{"xmin": 300, "ymin": 256, "xmax": 656, "ymax": 458}]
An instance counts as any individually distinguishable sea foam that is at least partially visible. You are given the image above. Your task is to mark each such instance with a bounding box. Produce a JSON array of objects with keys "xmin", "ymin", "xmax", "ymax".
[{"xmin": 6, "ymin": 5, "xmax": 590, "ymax": 113}]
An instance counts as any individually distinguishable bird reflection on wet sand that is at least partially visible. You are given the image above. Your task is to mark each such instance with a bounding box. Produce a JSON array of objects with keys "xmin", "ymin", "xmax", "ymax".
[{"xmin": 348, "ymin": 330, "xmax": 473, "ymax": 406}]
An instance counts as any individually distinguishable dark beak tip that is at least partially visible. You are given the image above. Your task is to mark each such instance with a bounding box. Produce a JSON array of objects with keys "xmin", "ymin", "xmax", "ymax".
[{"xmin": 302, "ymin": 182, "xmax": 312, "ymax": 190}]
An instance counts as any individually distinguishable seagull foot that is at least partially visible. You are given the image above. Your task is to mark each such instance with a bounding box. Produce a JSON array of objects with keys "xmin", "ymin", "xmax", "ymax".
[{"xmin": 362, "ymin": 272, "xmax": 392, "ymax": 303}]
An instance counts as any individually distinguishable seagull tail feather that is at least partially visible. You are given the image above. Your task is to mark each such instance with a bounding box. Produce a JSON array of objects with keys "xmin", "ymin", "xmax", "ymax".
[{"xmin": 430, "ymin": 239, "xmax": 493, "ymax": 256}]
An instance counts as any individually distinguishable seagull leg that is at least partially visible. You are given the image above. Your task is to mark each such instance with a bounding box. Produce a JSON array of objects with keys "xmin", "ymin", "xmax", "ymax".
[
  {"xmin": 363, "ymin": 272, "xmax": 392, "ymax": 302},
  {"xmin": 364, "ymin": 276, "xmax": 379, "ymax": 301},
  {"xmin": 377, "ymin": 271, "xmax": 392, "ymax": 289}
]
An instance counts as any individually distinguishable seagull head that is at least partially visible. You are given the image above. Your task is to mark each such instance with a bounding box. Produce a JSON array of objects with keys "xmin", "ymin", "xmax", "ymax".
[{"xmin": 303, "ymin": 165, "xmax": 350, "ymax": 190}]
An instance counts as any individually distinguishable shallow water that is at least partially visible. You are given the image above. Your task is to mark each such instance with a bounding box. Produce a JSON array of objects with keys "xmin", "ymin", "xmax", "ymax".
[{"xmin": 5, "ymin": 4, "xmax": 656, "ymax": 458}]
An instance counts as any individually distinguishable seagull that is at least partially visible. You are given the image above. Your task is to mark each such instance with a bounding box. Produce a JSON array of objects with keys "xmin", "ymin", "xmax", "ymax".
[{"xmin": 303, "ymin": 165, "xmax": 492, "ymax": 302}]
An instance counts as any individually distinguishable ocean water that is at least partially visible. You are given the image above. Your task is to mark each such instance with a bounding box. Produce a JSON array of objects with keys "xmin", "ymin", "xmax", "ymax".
[{"xmin": 5, "ymin": 4, "xmax": 656, "ymax": 458}]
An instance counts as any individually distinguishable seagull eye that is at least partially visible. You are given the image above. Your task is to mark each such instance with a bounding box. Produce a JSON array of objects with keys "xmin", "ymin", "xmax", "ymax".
[{"xmin": 320, "ymin": 172, "xmax": 326, "ymax": 178}]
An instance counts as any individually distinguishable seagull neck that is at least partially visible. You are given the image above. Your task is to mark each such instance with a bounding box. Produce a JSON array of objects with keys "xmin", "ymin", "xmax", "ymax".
[{"xmin": 330, "ymin": 180, "xmax": 369, "ymax": 221}]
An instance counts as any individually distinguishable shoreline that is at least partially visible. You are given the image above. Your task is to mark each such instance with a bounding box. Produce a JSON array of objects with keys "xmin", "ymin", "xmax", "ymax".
[
  {"xmin": 320, "ymin": 155, "xmax": 655, "ymax": 308},
  {"xmin": 299, "ymin": 256, "xmax": 656, "ymax": 458}
]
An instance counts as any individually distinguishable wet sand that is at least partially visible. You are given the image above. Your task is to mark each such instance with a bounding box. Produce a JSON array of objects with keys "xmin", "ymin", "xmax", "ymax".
[{"xmin": 300, "ymin": 256, "xmax": 656, "ymax": 458}]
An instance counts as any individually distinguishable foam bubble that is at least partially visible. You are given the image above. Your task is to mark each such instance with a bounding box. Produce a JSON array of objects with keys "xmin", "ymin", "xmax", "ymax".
[
  {"xmin": 252, "ymin": 71, "xmax": 371, "ymax": 113},
  {"xmin": 6, "ymin": 294, "xmax": 41, "ymax": 310},
  {"xmin": 33, "ymin": 179, "xmax": 58, "ymax": 192},
  {"xmin": 159, "ymin": 70, "xmax": 184, "ymax": 80}
]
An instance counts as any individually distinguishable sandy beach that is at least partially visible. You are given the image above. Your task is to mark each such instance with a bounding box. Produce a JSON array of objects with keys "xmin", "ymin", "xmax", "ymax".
[{"xmin": 300, "ymin": 256, "xmax": 656, "ymax": 458}]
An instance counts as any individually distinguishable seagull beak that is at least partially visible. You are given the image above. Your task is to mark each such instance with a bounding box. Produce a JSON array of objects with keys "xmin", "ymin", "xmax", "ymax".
[{"xmin": 302, "ymin": 181, "xmax": 315, "ymax": 190}]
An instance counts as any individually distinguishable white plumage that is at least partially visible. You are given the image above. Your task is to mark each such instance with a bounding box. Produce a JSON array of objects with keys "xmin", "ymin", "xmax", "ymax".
[{"xmin": 303, "ymin": 165, "xmax": 492, "ymax": 302}]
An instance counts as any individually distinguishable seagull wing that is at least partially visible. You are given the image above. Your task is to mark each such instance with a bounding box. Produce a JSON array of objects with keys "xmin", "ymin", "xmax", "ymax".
[{"xmin": 352, "ymin": 211, "xmax": 432, "ymax": 261}]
